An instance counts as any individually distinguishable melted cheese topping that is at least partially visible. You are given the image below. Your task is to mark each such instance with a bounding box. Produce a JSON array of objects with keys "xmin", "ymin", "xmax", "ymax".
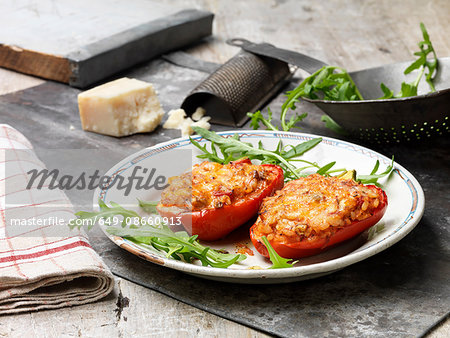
[
  {"xmin": 160, "ymin": 160, "xmax": 276, "ymax": 211},
  {"xmin": 254, "ymin": 174, "xmax": 382, "ymax": 242}
]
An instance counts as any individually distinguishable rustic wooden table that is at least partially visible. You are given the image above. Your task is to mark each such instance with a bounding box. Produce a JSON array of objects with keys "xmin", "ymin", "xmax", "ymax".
[{"xmin": 0, "ymin": 0, "xmax": 448, "ymax": 336}]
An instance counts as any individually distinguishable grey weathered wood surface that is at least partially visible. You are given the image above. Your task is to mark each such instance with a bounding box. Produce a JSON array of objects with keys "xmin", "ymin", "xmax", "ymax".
[{"xmin": 0, "ymin": 0, "xmax": 449, "ymax": 336}]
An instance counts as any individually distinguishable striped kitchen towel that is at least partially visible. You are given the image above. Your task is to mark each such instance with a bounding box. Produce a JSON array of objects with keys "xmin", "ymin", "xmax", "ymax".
[{"xmin": 0, "ymin": 124, "xmax": 114, "ymax": 314}]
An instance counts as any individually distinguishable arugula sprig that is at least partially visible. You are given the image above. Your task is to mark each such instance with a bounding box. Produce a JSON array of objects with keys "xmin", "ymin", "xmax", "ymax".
[
  {"xmin": 419, "ymin": 22, "xmax": 439, "ymax": 91},
  {"xmin": 191, "ymin": 127, "xmax": 393, "ymax": 184},
  {"xmin": 261, "ymin": 236, "xmax": 296, "ymax": 269},
  {"xmin": 72, "ymin": 199, "xmax": 245, "ymax": 268},
  {"xmin": 357, "ymin": 157, "xmax": 394, "ymax": 185},
  {"xmin": 247, "ymin": 65, "xmax": 363, "ymax": 132},
  {"xmin": 320, "ymin": 115, "xmax": 349, "ymax": 135},
  {"xmin": 137, "ymin": 199, "xmax": 159, "ymax": 214},
  {"xmin": 109, "ymin": 225, "xmax": 245, "ymax": 268},
  {"xmin": 285, "ymin": 23, "xmax": 437, "ymax": 103},
  {"xmin": 191, "ymin": 126, "xmax": 322, "ymax": 180},
  {"xmin": 248, "ymin": 107, "xmax": 308, "ymax": 132},
  {"xmin": 287, "ymin": 66, "xmax": 364, "ymax": 102},
  {"xmin": 71, "ymin": 199, "xmax": 140, "ymax": 229},
  {"xmin": 380, "ymin": 22, "xmax": 438, "ymax": 98},
  {"xmin": 248, "ymin": 109, "xmax": 277, "ymax": 131},
  {"xmin": 247, "ymin": 65, "xmax": 361, "ymax": 132}
]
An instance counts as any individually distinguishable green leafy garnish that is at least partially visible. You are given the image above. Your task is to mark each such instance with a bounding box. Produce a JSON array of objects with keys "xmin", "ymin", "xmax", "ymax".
[
  {"xmin": 137, "ymin": 199, "xmax": 159, "ymax": 214},
  {"xmin": 247, "ymin": 23, "xmax": 438, "ymax": 134},
  {"xmin": 248, "ymin": 108, "xmax": 278, "ymax": 131},
  {"xmin": 380, "ymin": 22, "xmax": 438, "ymax": 98},
  {"xmin": 357, "ymin": 157, "xmax": 394, "ymax": 185},
  {"xmin": 246, "ymin": 65, "xmax": 362, "ymax": 133},
  {"xmin": 191, "ymin": 126, "xmax": 323, "ymax": 180},
  {"xmin": 73, "ymin": 200, "xmax": 246, "ymax": 268},
  {"xmin": 278, "ymin": 66, "xmax": 362, "ymax": 132},
  {"xmin": 378, "ymin": 83, "xmax": 394, "ymax": 99},
  {"xmin": 191, "ymin": 127, "xmax": 393, "ymax": 184},
  {"xmin": 320, "ymin": 115, "xmax": 348, "ymax": 135},
  {"xmin": 71, "ymin": 199, "xmax": 140, "ymax": 229},
  {"xmin": 261, "ymin": 236, "xmax": 296, "ymax": 269},
  {"xmin": 284, "ymin": 112, "xmax": 308, "ymax": 131},
  {"xmin": 248, "ymin": 107, "xmax": 308, "ymax": 132},
  {"xmin": 109, "ymin": 224, "xmax": 245, "ymax": 268},
  {"xmin": 367, "ymin": 223, "xmax": 386, "ymax": 241},
  {"xmin": 288, "ymin": 24, "xmax": 437, "ymax": 102},
  {"xmin": 247, "ymin": 65, "xmax": 362, "ymax": 132},
  {"xmin": 287, "ymin": 66, "xmax": 364, "ymax": 102}
]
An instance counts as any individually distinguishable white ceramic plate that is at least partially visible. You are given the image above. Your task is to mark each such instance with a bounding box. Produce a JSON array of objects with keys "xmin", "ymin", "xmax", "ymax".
[{"xmin": 95, "ymin": 131, "xmax": 424, "ymax": 284}]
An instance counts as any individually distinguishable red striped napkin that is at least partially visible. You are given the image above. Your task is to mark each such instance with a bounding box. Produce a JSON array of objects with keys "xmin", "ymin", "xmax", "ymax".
[{"xmin": 0, "ymin": 125, "xmax": 114, "ymax": 314}]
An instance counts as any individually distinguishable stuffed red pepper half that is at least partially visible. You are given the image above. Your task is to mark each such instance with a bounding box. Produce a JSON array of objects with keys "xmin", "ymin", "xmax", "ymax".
[
  {"xmin": 157, "ymin": 158, "xmax": 284, "ymax": 241},
  {"xmin": 250, "ymin": 173, "xmax": 388, "ymax": 259}
]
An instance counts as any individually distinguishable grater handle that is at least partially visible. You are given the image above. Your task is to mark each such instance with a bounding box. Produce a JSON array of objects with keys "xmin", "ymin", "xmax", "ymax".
[{"xmin": 227, "ymin": 38, "xmax": 327, "ymax": 74}]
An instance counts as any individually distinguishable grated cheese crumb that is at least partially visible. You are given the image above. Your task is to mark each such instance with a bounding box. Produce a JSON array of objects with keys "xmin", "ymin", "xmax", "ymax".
[
  {"xmin": 192, "ymin": 107, "xmax": 206, "ymax": 121},
  {"xmin": 163, "ymin": 107, "xmax": 211, "ymax": 137},
  {"xmin": 163, "ymin": 109, "xmax": 187, "ymax": 129}
]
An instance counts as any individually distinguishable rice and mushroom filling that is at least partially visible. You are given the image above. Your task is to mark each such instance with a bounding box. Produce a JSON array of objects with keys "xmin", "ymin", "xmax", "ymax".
[
  {"xmin": 255, "ymin": 174, "xmax": 382, "ymax": 242},
  {"xmin": 160, "ymin": 160, "xmax": 275, "ymax": 211}
]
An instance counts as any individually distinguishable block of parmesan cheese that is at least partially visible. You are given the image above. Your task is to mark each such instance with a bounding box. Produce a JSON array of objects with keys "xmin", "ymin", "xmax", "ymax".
[{"xmin": 78, "ymin": 77, "xmax": 164, "ymax": 137}]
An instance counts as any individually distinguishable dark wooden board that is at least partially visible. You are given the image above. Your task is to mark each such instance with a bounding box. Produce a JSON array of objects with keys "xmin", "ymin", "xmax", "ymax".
[{"xmin": 0, "ymin": 1, "xmax": 213, "ymax": 88}]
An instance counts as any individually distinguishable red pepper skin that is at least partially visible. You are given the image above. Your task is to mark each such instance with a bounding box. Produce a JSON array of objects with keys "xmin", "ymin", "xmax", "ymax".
[
  {"xmin": 250, "ymin": 185, "xmax": 388, "ymax": 259},
  {"xmin": 158, "ymin": 159, "xmax": 284, "ymax": 241}
]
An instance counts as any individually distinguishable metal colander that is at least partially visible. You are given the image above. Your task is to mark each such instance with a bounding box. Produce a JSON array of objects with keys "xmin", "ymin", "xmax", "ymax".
[
  {"xmin": 308, "ymin": 58, "xmax": 450, "ymax": 144},
  {"xmin": 220, "ymin": 39, "xmax": 450, "ymax": 144}
]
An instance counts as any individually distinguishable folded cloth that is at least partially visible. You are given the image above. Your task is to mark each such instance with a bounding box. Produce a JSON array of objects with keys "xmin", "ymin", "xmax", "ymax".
[{"xmin": 0, "ymin": 125, "xmax": 114, "ymax": 314}]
